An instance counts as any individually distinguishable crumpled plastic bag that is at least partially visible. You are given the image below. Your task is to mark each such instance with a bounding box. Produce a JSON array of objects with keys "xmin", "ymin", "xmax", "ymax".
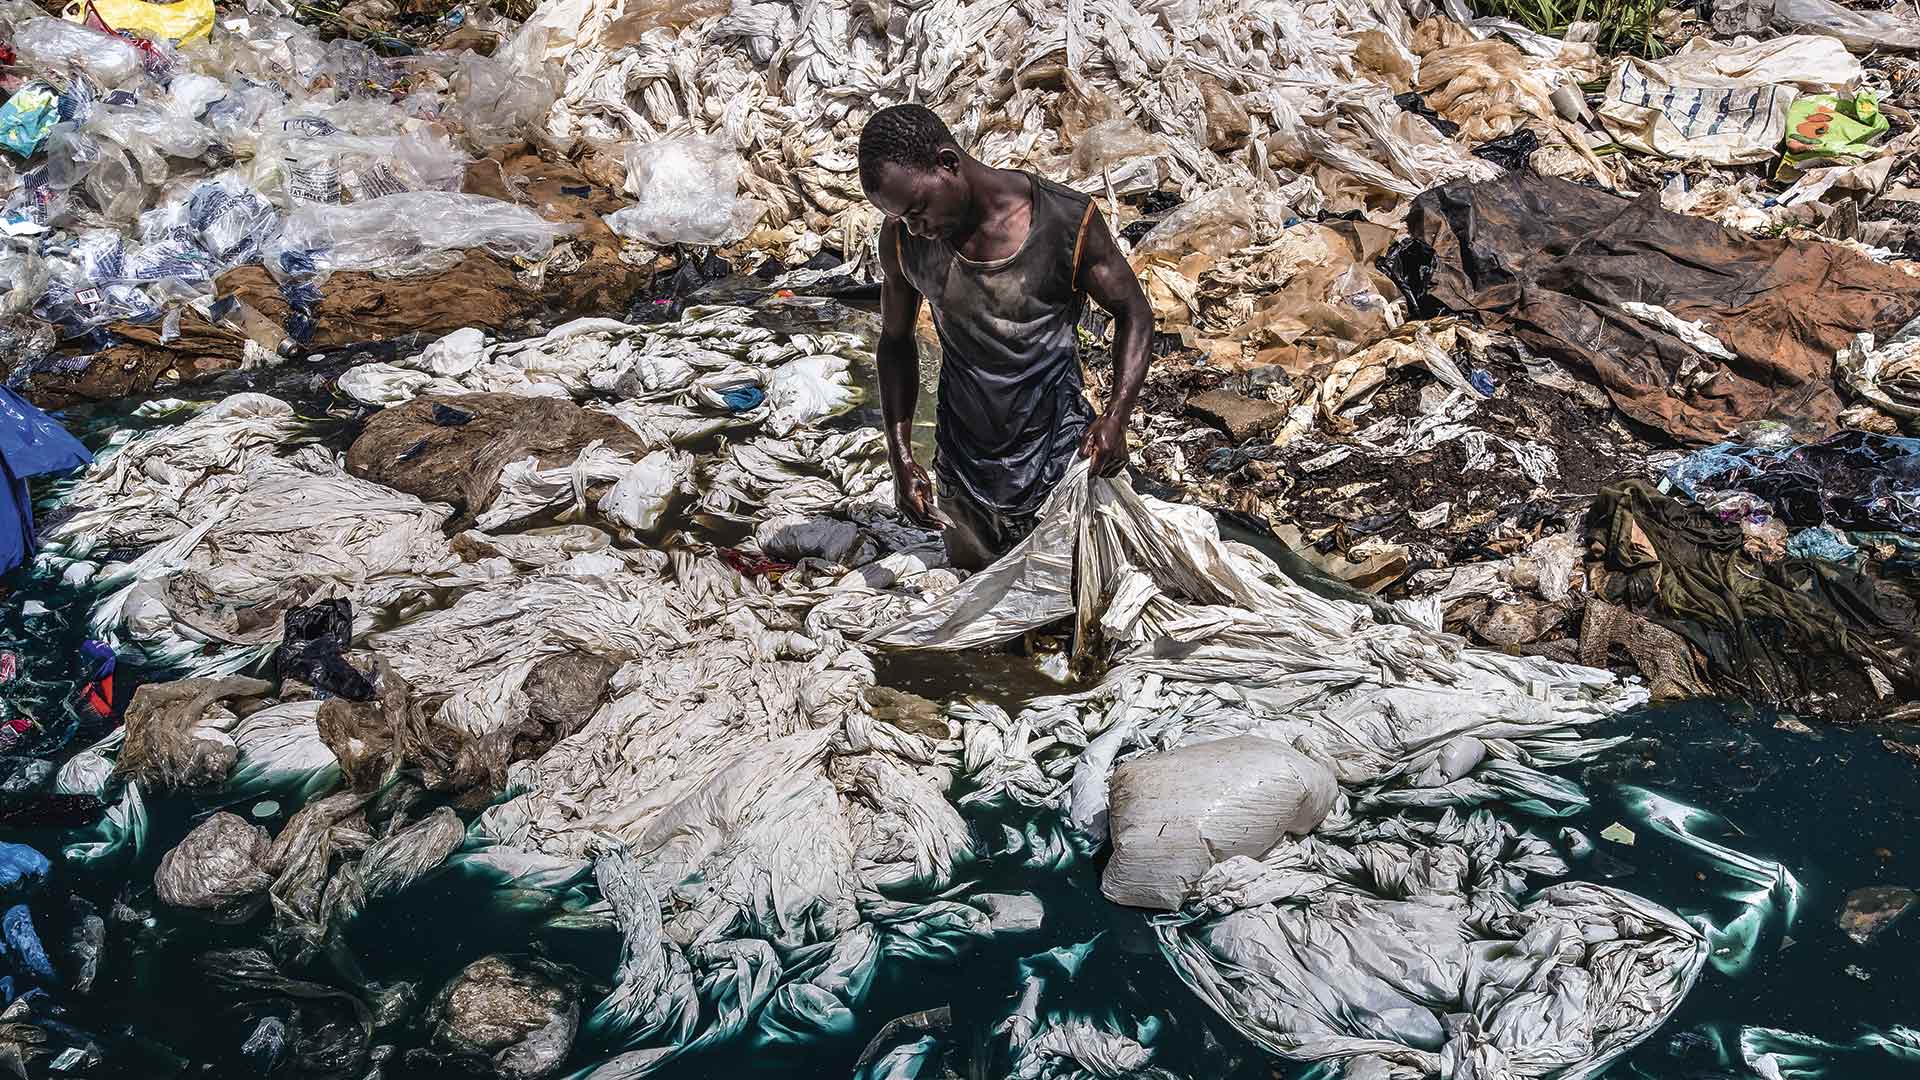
[
  {"xmin": 12, "ymin": 18, "xmax": 142, "ymax": 87},
  {"xmin": 595, "ymin": 450, "xmax": 692, "ymax": 534},
  {"xmin": 0, "ymin": 843, "xmax": 49, "ymax": 897},
  {"xmin": 268, "ymin": 191, "xmax": 573, "ymax": 280},
  {"xmin": 607, "ymin": 135, "xmax": 754, "ymax": 247},
  {"xmin": 1132, "ymin": 188, "xmax": 1254, "ymax": 260},
  {"xmin": 0, "ymin": 83, "xmax": 60, "ymax": 158},
  {"xmin": 153, "ymin": 810, "xmax": 275, "ymax": 923},
  {"xmin": 113, "ymin": 676, "xmax": 273, "ymax": 790},
  {"xmin": 271, "ymin": 599, "xmax": 376, "ymax": 701}
]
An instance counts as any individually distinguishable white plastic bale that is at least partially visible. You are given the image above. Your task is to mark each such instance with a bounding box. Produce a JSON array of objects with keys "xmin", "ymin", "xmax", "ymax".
[{"xmin": 1101, "ymin": 735, "xmax": 1337, "ymax": 910}]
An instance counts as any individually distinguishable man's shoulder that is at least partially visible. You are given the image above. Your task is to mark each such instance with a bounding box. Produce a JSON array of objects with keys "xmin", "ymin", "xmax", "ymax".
[{"xmin": 1027, "ymin": 171, "xmax": 1093, "ymax": 210}]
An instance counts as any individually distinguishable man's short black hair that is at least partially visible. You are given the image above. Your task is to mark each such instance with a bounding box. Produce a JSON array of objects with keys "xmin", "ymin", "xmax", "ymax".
[{"xmin": 858, "ymin": 104, "xmax": 957, "ymax": 194}]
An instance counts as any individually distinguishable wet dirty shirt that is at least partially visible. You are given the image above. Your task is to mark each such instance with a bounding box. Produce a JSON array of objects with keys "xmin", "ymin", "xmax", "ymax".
[{"xmin": 895, "ymin": 173, "xmax": 1096, "ymax": 516}]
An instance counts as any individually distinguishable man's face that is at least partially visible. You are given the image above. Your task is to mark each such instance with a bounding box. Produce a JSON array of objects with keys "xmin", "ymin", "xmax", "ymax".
[{"xmin": 867, "ymin": 155, "xmax": 968, "ymax": 240}]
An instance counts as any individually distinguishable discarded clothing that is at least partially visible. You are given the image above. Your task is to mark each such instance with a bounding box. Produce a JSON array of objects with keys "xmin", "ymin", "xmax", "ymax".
[
  {"xmin": 1404, "ymin": 170, "xmax": 1920, "ymax": 445},
  {"xmin": 1587, "ymin": 479, "xmax": 1919, "ymax": 718}
]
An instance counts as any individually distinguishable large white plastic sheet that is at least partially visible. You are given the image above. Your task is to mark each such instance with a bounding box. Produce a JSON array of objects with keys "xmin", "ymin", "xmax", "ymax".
[{"xmin": 868, "ymin": 463, "xmax": 1706, "ymax": 1077}]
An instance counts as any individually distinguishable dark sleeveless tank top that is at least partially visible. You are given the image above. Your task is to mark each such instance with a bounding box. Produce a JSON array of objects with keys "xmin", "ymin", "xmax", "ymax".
[{"xmin": 895, "ymin": 172, "xmax": 1097, "ymax": 517}]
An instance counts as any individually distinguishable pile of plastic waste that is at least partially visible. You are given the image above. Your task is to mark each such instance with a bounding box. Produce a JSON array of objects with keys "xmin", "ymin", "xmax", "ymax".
[
  {"xmin": 4, "ymin": 0, "xmax": 1920, "ymax": 1072},
  {"xmin": 10, "ymin": 300, "xmax": 1725, "ymax": 1078}
]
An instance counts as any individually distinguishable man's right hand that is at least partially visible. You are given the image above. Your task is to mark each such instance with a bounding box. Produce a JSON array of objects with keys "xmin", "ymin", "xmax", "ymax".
[{"xmin": 891, "ymin": 454, "xmax": 938, "ymax": 528}]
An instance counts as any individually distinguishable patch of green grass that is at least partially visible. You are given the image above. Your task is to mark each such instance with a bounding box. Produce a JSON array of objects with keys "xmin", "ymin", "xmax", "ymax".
[{"xmin": 1472, "ymin": 0, "xmax": 1669, "ymax": 56}]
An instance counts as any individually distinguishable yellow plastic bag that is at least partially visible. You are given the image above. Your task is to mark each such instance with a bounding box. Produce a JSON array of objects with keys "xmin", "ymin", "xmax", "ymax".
[{"xmin": 61, "ymin": 0, "xmax": 214, "ymax": 45}]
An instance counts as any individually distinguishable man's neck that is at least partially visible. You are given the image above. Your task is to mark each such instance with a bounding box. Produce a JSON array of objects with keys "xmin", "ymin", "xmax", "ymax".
[{"xmin": 949, "ymin": 160, "xmax": 1030, "ymax": 258}]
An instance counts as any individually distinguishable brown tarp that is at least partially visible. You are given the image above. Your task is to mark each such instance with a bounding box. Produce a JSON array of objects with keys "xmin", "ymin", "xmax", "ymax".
[
  {"xmin": 1407, "ymin": 169, "xmax": 1920, "ymax": 445},
  {"xmin": 345, "ymin": 392, "xmax": 653, "ymax": 519}
]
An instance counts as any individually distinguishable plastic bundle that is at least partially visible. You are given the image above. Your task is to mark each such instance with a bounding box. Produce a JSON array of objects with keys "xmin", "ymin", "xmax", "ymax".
[
  {"xmin": 266, "ymin": 127, "xmax": 468, "ymax": 207},
  {"xmin": 607, "ymin": 136, "xmax": 749, "ymax": 247},
  {"xmin": 137, "ymin": 173, "xmax": 284, "ymax": 273},
  {"xmin": 12, "ymin": 18, "xmax": 143, "ymax": 87},
  {"xmin": 267, "ymin": 191, "xmax": 573, "ymax": 280},
  {"xmin": 33, "ymin": 230, "xmax": 167, "ymax": 334}
]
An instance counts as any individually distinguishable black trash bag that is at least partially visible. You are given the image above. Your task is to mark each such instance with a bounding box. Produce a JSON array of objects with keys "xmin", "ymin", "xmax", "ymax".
[
  {"xmin": 1471, "ymin": 129, "xmax": 1540, "ymax": 171},
  {"xmin": 1141, "ymin": 190, "xmax": 1182, "ymax": 214},
  {"xmin": 270, "ymin": 601, "xmax": 375, "ymax": 702},
  {"xmin": 1394, "ymin": 92, "xmax": 1460, "ymax": 137},
  {"xmin": 1376, "ymin": 238, "xmax": 1439, "ymax": 319},
  {"xmin": 626, "ymin": 252, "xmax": 733, "ymax": 324}
]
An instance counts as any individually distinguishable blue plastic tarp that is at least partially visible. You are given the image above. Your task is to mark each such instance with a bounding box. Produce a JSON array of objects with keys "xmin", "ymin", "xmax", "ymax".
[{"xmin": 0, "ymin": 387, "xmax": 91, "ymax": 576}]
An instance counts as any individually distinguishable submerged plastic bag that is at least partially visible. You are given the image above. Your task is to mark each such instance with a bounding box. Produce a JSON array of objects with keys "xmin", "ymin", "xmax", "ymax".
[
  {"xmin": 153, "ymin": 811, "xmax": 274, "ymax": 923},
  {"xmin": 421, "ymin": 954, "xmax": 580, "ymax": 1079},
  {"xmin": 607, "ymin": 136, "xmax": 749, "ymax": 247}
]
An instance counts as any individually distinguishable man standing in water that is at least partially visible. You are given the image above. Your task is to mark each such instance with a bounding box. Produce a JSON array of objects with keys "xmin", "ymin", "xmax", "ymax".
[{"xmin": 858, "ymin": 104, "xmax": 1153, "ymax": 571}]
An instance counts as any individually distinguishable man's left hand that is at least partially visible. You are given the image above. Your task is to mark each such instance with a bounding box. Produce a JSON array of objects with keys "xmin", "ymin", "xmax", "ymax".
[{"xmin": 1079, "ymin": 412, "xmax": 1129, "ymax": 477}]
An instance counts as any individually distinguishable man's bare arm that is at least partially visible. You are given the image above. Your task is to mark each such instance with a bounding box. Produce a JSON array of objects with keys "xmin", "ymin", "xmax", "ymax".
[
  {"xmin": 877, "ymin": 220, "xmax": 936, "ymax": 524},
  {"xmin": 1076, "ymin": 207, "xmax": 1153, "ymax": 477}
]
